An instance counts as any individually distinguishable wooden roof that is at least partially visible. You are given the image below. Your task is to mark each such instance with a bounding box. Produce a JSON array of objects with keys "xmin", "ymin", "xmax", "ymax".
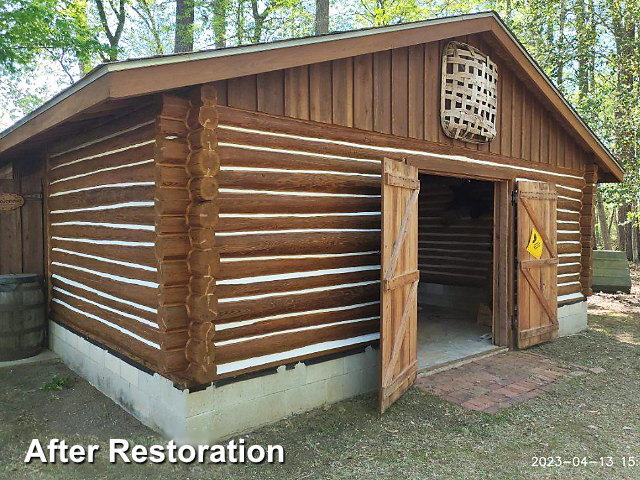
[{"xmin": 0, "ymin": 11, "xmax": 623, "ymax": 181}]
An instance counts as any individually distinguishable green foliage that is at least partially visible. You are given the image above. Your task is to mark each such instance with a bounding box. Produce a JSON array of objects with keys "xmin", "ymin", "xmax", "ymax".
[
  {"xmin": 40, "ymin": 375, "xmax": 75, "ymax": 391},
  {"xmin": 0, "ymin": 0, "xmax": 104, "ymax": 71}
]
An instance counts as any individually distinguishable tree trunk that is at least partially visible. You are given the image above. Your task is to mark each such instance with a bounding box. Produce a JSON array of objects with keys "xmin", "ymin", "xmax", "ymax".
[
  {"xmin": 174, "ymin": 0, "xmax": 194, "ymax": 53},
  {"xmin": 596, "ymin": 188, "xmax": 612, "ymax": 249},
  {"xmin": 618, "ymin": 203, "xmax": 632, "ymax": 259},
  {"xmin": 315, "ymin": 0, "xmax": 330, "ymax": 35},
  {"xmin": 213, "ymin": 0, "xmax": 228, "ymax": 48}
]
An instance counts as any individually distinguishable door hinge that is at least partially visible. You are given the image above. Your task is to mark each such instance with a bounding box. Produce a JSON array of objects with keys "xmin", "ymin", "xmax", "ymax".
[
  {"xmin": 511, "ymin": 189, "xmax": 518, "ymax": 206},
  {"xmin": 511, "ymin": 315, "xmax": 517, "ymax": 329}
]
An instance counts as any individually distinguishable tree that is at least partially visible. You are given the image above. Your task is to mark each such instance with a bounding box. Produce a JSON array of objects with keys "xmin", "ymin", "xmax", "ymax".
[
  {"xmin": 95, "ymin": 0, "xmax": 127, "ymax": 61},
  {"xmin": 174, "ymin": 0, "xmax": 194, "ymax": 52},
  {"xmin": 315, "ymin": 0, "xmax": 329, "ymax": 34},
  {"xmin": 0, "ymin": 0, "xmax": 103, "ymax": 70}
]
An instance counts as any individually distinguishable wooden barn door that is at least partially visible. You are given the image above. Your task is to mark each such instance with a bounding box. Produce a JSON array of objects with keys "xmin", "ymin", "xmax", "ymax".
[
  {"xmin": 516, "ymin": 181, "xmax": 558, "ymax": 348},
  {"xmin": 379, "ymin": 158, "xmax": 419, "ymax": 413}
]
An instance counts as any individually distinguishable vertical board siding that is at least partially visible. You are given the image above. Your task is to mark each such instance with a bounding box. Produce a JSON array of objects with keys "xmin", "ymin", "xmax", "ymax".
[
  {"xmin": 332, "ymin": 58, "xmax": 354, "ymax": 127},
  {"xmin": 354, "ymin": 54, "xmax": 374, "ymax": 131},
  {"xmin": 373, "ymin": 50, "xmax": 392, "ymax": 134},
  {"xmin": 233, "ymin": 38, "xmax": 589, "ymax": 178}
]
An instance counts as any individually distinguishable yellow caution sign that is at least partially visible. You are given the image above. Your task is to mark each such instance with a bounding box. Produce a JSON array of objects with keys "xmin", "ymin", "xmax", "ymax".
[{"xmin": 526, "ymin": 227, "xmax": 544, "ymax": 259}]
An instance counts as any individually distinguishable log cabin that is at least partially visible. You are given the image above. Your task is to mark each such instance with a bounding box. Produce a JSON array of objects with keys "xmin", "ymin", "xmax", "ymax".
[{"xmin": 0, "ymin": 11, "xmax": 623, "ymax": 441}]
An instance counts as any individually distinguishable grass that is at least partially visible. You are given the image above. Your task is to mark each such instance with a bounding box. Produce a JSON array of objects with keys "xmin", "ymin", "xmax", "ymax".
[
  {"xmin": 40, "ymin": 375, "xmax": 75, "ymax": 392},
  {"xmin": 1, "ymin": 292, "xmax": 640, "ymax": 479}
]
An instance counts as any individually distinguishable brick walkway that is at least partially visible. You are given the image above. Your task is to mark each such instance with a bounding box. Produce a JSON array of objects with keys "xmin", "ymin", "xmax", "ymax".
[{"xmin": 415, "ymin": 351, "xmax": 582, "ymax": 413}]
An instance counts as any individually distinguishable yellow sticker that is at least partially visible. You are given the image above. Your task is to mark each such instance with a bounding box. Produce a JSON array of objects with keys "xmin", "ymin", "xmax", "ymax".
[{"xmin": 526, "ymin": 227, "xmax": 543, "ymax": 259}]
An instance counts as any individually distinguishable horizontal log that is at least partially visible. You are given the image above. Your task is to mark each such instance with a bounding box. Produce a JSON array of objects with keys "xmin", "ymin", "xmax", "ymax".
[
  {"xmin": 419, "ymin": 247, "xmax": 493, "ymax": 259},
  {"xmin": 419, "ymin": 232, "xmax": 493, "ymax": 242},
  {"xmin": 51, "ymin": 237, "xmax": 156, "ymax": 268},
  {"xmin": 218, "ymin": 192, "xmax": 381, "ymax": 214},
  {"xmin": 558, "ymin": 282, "xmax": 582, "ymax": 296},
  {"xmin": 187, "ymin": 150, "xmax": 220, "ymax": 177},
  {"xmin": 51, "ymin": 263, "xmax": 157, "ymax": 309},
  {"xmin": 558, "ymin": 294, "xmax": 585, "ymax": 306},
  {"xmin": 559, "ymin": 273, "xmax": 581, "ymax": 284},
  {"xmin": 187, "ymin": 202, "xmax": 219, "ymax": 228},
  {"xmin": 155, "ymin": 235, "xmax": 190, "ymax": 260},
  {"xmin": 558, "ymin": 196, "xmax": 581, "ymax": 211},
  {"xmin": 51, "ymin": 301, "xmax": 161, "ymax": 370},
  {"xmin": 218, "ymin": 252, "xmax": 380, "ymax": 280},
  {"xmin": 556, "ymin": 185, "xmax": 583, "ymax": 199},
  {"xmin": 418, "ymin": 241, "xmax": 493, "ymax": 252},
  {"xmin": 158, "ymin": 259, "xmax": 190, "ymax": 286},
  {"xmin": 155, "ymin": 215, "xmax": 188, "ymax": 234},
  {"xmin": 418, "ymin": 255, "xmax": 492, "ymax": 268},
  {"xmin": 217, "ymin": 231, "xmax": 380, "ymax": 257},
  {"xmin": 558, "ymin": 231, "xmax": 580, "ymax": 242},
  {"xmin": 155, "ymin": 164, "xmax": 189, "ymax": 188},
  {"xmin": 50, "ymin": 224, "xmax": 155, "ymax": 243},
  {"xmin": 217, "ymin": 106, "xmax": 586, "ymax": 188},
  {"xmin": 160, "ymin": 93, "xmax": 190, "ymax": 119},
  {"xmin": 51, "ymin": 249, "xmax": 157, "ymax": 284},
  {"xmin": 158, "ymin": 304, "xmax": 189, "ymax": 330},
  {"xmin": 557, "ymin": 210, "xmax": 580, "ymax": 222},
  {"xmin": 158, "ymin": 284, "xmax": 189, "ymax": 306},
  {"xmin": 218, "ymin": 170, "xmax": 380, "ymax": 195},
  {"xmin": 217, "ymin": 127, "xmax": 382, "ymax": 162},
  {"xmin": 52, "ymin": 276, "xmax": 157, "ymax": 324},
  {"xmin": 558, "ymin": 263, "xmax": 581, "ymax": 275},
  {"xmin": 217, "ymin": 268, "xmax": 380, "ymax": 300},
  {"xmin": 50, "ymin": 111, "xmax": 157, "ymax": 165},
  {"xmin": 156, "ymin": 137, "xmax": 189, "ymax": 165},
  {"xmin": 215, "ymin": 318, "xmax": 379, "ymax": 363},
  {"xmin": 215, "ymin": 302, "xmax": 380, "ymax": 342},
  {"xmin": 558, "ymin": 242, "xmax": 582, "ymax": 254},
  {"xmin": 418, "ymin": 263, "xmax": 490, "ymax": 275},
  {"xmin": 217, "ymin": 145, "xmax": 380, "ymax": 175},
  {"xmin": 49, "ymin": 185, "xmax": 154, "ymax": 211},
  {"xmin": 49, "ymin": 142, "xmax": 155, "ymax": 184},
  {"xmin": 218, "ymin": 282, "xmax": 379, "ymax": 323},
  {"xmin": 217, "ymin": 214, "xmax": 380, "ymax": 233},
  {"xmin": 157, "ymin": 116, "xmax": 189, "ymax": 136},
  {"xmin": 559, "ymin": 254, "xmax": 581, "ymax": 264},
  {"xmin": 50, "ymin": 206, "xmax": 155, "ymax": 226},
  {"xmin": 54, "ymin": 288, "xmax": 160, "ymax": 345},
  {"xmin": 159, "ymin": 347, "xmax": 189, "ymax": 374},
  {"xmin": 420, "ymin": 271, "xmax": 486, "ymax": 287}
]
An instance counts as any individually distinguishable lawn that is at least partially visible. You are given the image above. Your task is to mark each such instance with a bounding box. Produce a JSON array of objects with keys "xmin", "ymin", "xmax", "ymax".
[{"xmin": 2, "ymin": 282, "xmax": 640, "ymax": 479}]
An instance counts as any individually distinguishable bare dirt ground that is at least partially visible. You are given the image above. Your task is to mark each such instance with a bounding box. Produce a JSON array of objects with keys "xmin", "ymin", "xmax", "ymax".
[{"xmin": 2, "ymin": 274, "xmax": 640, "ymax": 479}]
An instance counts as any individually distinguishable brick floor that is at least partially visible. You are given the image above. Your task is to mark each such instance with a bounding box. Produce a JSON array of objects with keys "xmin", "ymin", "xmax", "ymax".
[{"xmin": 415, "ymin": 351, "xmax": 583, "ymax": 413}]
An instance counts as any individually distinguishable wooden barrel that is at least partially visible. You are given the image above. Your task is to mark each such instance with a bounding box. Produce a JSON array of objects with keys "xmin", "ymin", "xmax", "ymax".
[{"xmin": 0, "ymin": 274, "xmax": 46, "ymax": 361}]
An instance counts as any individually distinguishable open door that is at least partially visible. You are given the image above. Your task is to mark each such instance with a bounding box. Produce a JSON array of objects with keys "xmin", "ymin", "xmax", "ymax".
[
  {"xmin": 516, "ymin": 180, "xmax": 558, "ymax": 348},
  {"xmin": 379, "ymin": 158, "xmax": 419, "ymax": 413}
]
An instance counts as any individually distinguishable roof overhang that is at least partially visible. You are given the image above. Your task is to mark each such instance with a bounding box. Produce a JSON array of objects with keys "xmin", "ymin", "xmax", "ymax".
[{"xmin": 0, "ymin": 11, "xmax": 623, "ymax": 182}]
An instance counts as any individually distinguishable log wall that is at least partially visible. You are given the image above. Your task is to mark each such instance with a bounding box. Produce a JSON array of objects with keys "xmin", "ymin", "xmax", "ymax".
[
  {"xmin": 47, "ymin": 104, "xmax": 165, "ymax": 372},
  {"xmin": 202, "ymin": 104, "xmax": 591, "ymax": 380},
  {"xmin": 418, "ymin": 176, "xmax": 494, "ymax": 289}
]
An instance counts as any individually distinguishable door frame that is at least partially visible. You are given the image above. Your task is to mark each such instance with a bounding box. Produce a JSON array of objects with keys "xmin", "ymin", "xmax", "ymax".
[{"xmin": 405, "ymin": 156, "xmax": 514, "ymax": 349}]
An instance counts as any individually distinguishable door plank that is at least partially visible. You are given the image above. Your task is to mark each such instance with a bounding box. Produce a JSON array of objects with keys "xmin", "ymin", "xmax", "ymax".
[
  {"xmin": 379, "ymin": 157, "xmax": 419, "ymax": 413},
  {"xmin": 516, "ymin": 181, "xmax": 558, "ymax": 348}
]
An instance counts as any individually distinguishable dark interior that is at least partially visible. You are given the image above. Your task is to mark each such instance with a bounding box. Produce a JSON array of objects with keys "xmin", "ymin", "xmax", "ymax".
[{"xmin": 416, "ymin": 174, "xmax": 497, "ymax": 369}]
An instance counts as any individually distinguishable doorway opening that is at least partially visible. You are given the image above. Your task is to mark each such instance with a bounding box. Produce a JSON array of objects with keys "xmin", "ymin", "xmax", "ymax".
[{"xmin": 417, "ymin": 174, "xmax": 498, "ymax": 370}]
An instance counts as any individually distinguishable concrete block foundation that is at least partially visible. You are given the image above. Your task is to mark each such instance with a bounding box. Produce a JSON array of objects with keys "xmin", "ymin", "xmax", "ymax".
[
  {"xmin": 557, "ymin": 300, "xmax": 588, "ymax": 337},
  {"xmin": 48, "ymin": 320, "xmax": 380, "ymax": 443}
]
